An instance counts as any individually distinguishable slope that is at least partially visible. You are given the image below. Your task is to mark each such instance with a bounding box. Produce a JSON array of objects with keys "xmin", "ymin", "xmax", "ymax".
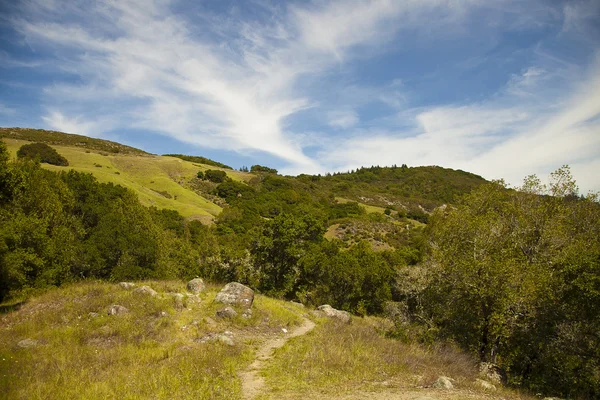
[{"xmin": 1, "ymin": 135, "xmax": 254, "ymax": 222}]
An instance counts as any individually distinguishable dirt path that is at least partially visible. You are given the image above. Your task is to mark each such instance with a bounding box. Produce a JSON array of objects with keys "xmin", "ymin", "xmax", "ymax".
[{"xmin": 239, "ymin": 317, "xmax": 316, "ymax": 400}]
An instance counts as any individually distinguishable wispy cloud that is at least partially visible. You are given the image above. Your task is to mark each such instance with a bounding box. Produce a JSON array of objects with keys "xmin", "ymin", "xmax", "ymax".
[{"xmin": 3, "ymin": 0, "xmax": 600, "ymax": 191}]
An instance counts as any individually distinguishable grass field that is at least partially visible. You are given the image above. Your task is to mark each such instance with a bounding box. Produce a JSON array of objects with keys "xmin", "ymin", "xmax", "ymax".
[
  {"xmin": 2, "ymin": 138, "xmax": 254, "ymax": 222},
  {"xmin": 0, "ymin": 280, "xmax": 305, "ymax": 400}
]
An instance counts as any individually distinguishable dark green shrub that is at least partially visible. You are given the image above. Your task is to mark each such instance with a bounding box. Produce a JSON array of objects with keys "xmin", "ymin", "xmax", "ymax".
[
  {"xmin": 16, "ymin": 143, "xmax": 69, "ymax": 166},
  {"xmin": 203, "ymin": 169, "xmax": 228, "ymax": 183}
]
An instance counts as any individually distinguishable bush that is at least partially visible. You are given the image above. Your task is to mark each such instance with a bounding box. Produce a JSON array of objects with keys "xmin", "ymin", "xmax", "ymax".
[
  {"xmin": 251, "ymin": 165, "xmax": 278, "ymax": 174},
  {"xmin": 16, "ymin": 143, "xmax": 69, "ymax": 166},
  {"xmin": 202, "ymin": 169, "xmax": 228, "ymax": 183}
]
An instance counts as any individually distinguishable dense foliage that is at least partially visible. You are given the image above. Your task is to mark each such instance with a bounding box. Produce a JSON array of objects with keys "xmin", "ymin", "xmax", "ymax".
[
  {"xmin": 198, "ymin": 169, "xmax": 229, "ymax": 183},
  {"xmin": 421, "ymin": 168, "xmax": 600, "ymax": 398},
  {"xmin": 16, "ymin": 142, "xmax": 69, "ymax": 166},
  {"xmin": 250, "ymin": 165, "xmax": 278, "ymax": 174},
  {"xmin": 164, "ymin": 153, "xmax": 232, "ymax": 169},
  {"xmin": 0, "ymin": 141, "xmax": 198, "ymax": 298}
]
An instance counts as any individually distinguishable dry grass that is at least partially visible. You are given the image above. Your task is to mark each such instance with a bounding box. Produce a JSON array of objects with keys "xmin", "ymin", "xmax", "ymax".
[
  {"xmin": 0, "ymin": 280, "xmax": 306, "ymax": 400},
  {"xmin": 2, "ymin": 139, "xmax": 226, "ymax": 220},
  {"xmin": 258, "ymin": 317, "xmax": 535, "ymax": 400}
]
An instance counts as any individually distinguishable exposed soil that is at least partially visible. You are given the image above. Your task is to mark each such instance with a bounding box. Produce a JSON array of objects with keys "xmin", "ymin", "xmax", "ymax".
[{"xmin": 239, "ymin": 316, "xmax": 316, "ymax": 400}]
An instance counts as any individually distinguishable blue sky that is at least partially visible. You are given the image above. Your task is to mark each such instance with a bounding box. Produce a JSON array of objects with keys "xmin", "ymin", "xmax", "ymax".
[{"xmin": 1, "ymin": 0, "xmax": 600, "ymax": 192}]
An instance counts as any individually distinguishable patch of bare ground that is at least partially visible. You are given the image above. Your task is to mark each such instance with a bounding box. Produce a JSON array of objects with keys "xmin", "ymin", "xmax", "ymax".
[{"xmin": 240, "ymin": 317, "xmax": 316, "ymax": 400}]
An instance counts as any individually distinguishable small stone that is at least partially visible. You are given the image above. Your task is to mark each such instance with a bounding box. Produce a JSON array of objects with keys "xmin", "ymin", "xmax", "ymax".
[
  {"xmin": 185, "ymin": 293, "xmax": 201, "ymax": 304},
  {"xmin": 107, "ymin": 305, "xmax": 129, "ymax": 315},
  {"xmin": 475, "ymin": 379, "xmax": 496, "ymax": 390},
  {"xmin": 242, "ymin": 309, "xmax": 252, "ymax": 319},
  {"xmin": 204, "ymin": 317, "xmax": 218, "ymax": 328},
  {"xmin": 216, "ymin": 307, "xmax": 238, "ymax": 319},
  {"xmin": 186, "ymin": 278, "xmax": 206, "ymax": 294},
  {"xmin": 432, "ymin": 376, "xmax": 455, "ymax": 389},
  {"xmin": 159, "ymin": 311, "xmax": 169, "ymax": 317},
  {"xmin": 17, "ymin": 339, "xmax": 40, "ymax": 349},
  {"xmin": 119, "ymin": 282, "xmax": 136, "ymax": 289},
  {"xmin": 217, "ymin": 335, "xmax": 235, "ymax": 346},
  {"xmin": 133, "ymin": 285, "xmax": 157, "ymax": 297},
  {"xmin": 282, "ymin": 328, "xmax": 288, "ymax": 334}
]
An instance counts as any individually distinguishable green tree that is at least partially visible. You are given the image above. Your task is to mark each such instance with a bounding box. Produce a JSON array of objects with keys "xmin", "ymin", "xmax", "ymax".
[
  {"xmin": 251, "ymin": 213, "xmax": 324, "ymax": 297},
  {"xmin": 424, "ymin": 167, "xmax": 600, "ymax": 397}
]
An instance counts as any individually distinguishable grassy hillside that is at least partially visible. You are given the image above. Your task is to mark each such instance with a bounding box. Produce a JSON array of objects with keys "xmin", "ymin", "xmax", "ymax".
[
  {"xmin": 0, "ymin": 281, "xmax": 533, "ymax": 400},
  {"xmin": 1, "ymin": 138, "xmax": 255, "ymax": 222},
  {"xmin": 0, "ymin": 280, "xmax": 305, "ymax": 400},
  {"xmin": 0, "ymin": 127, "xmax": 149, "ymax": 155}
]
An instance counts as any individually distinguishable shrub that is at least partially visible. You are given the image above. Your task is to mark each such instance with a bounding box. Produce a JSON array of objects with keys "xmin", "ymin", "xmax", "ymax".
[
  {"xmin": 203, "ymin": 169, "xmax": 228, "ymax": 183},
  {"xmin": 16, "ymin": 143, "xmax": 69, "ymax": 166}
]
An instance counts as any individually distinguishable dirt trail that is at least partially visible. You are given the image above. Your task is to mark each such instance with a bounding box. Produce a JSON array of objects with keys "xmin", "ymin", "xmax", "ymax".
[{"xmin": 239, "ymin": 316, "xmax": 315, "ymax": 400}]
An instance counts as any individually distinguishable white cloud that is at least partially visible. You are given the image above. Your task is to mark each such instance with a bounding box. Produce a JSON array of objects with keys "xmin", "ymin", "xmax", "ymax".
[
  {"xmin": 328, "ymin": 110, "xmax": 359, "ymax": 129},
  {"xmin": 41, "ymin": 110, "xmax": 102, "ymax": 137},
  {"xmin": 320, "ymin": 59, "xmax": 600, "ymax": 193},
  {"xmin": 7, "ymin": 0, "xmax": 600, "ymax": 192}
]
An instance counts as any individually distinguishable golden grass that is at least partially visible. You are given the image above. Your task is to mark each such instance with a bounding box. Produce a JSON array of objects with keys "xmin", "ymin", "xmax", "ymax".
[
  {"xmin": 0, "ymin": 280, "xmax": 307, "ymax": 400},
  {"xmin": 2, "ymin": 139, "xmax": 224, "ymax": 220},
  {"xmin": 258, "ymin": 317, "xmax": 535, "ymax": 400}
]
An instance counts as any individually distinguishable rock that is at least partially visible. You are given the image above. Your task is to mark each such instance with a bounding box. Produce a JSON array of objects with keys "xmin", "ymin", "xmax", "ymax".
[
  {"xmin": 475, "ymin": 379, "xmax": 496, "ymax": 390},
  {"xmin": 432, "ymin": 376, "xmax": 455, "ymax": 389},
  {"xmin": 119, "ymin": 282, "xmax": 136, "ymax": 289},
  {"xmin": 204, "ymin": 317, "xmax": 218, "ymax": 328},
  {"xmin": 185, "ymin": 293, "xmax": 201, "ymax": 304},
  {"xmin": 17, "ymin": 339, "xmax": 40, "ymax": 349},
  {"xmin": 133, "ymin": 285, "xmax": 157, "ymax": 297},
  {"xmin": 316, "ymin": 305, "xmax": 351, "ymax": 323},
  {"xmin": 158, "ymin": 311, "xmax": 169, "ymax": 317},
  {"xmin": 216, "ymin": 307, "xmax": 238, "ymax": 319},
  {"xmin": 107, "ymin": 304, "xmax": 129, "ymax": 315},
  {"xmin": 217, "ymin": 335, "xmax": 235, "ymax": 346},
  {"xmin": 214, "ymin": 282, "xmax": 254, "ymax": 308},
  {"xmin": 186, "ymin": 278, "xmax": 206, "ymax": 294},
  {"xmin": 242, "ymin": 309, "xmax": 252, "ymax": 319},
  {"xmin": 479, "ymin": 362, "xmax": 507, "ymax": 385},
  {"xmin": 196, "ymin": 333, "xmax": 235, "ymax": 346}
]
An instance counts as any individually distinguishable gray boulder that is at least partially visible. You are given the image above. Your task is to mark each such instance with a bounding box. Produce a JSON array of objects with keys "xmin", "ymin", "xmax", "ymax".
[
  {"xmin": 107, "ymin": 304, "xmax": 129, "ymax": 315},
  {"xmin": 133, "ymin": 285, "xmax": 157, "ymax": 297},
  {"xmin": 432, "ymin": 376, "xmax": 455, "ymax": 389},
  {"xmin": 17, "ymin": 338, "xmax": 40, "ymax": 349},
  {"xmin": 316, "ymin": 305, "xmax": 351, "ymax": 323},
  {"xmin": 479, "ymin": 362, "xmax": 507, "ymax": 385},
  {"xmin": 216, "ymin": 307, "xmax": 238, "ymax": 319},
  {"xmin": 214, "ymin": 282, "xmax": 254, "ymax": 308},
  {"xmin": 186, "ymin": 278, "xmax": 206, "ymax": 294},
  {"xmin": 119, "ymin": 282, "xmax": 136, "ymax": 289}
]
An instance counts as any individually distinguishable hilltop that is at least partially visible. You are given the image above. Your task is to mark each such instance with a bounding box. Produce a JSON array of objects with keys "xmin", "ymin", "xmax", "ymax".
[{"xmin": 0, "ymin": 127, "xmax": 486, "ymax": 222}]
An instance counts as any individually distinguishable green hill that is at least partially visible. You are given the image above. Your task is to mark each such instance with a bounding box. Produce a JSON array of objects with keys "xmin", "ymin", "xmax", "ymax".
[{"xmin": 0, "ymin": 134, "xmax": 254, "ymax": 222}]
